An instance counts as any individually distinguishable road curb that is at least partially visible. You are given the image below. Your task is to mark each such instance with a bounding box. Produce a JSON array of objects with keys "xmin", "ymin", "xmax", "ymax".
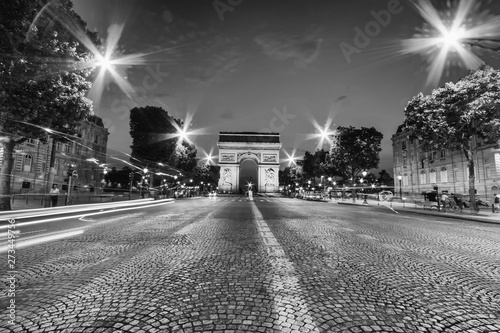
[{"xmin": 334, "ymin": 200, "xmax": 500, "ymax": 225}]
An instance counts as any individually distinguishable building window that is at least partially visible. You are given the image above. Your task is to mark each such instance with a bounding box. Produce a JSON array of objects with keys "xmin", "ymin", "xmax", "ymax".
[
  {"xmin": 26, "ymin": 138, "xmax": 35, "ymax": 145},
  {"xmin": 440, "ymin": 150, "xmax": 446, "ymax": 158},
  {"xmin": 431, "ymin": 151, "xmax": 438, "ymax": 161},
  {"xmin": 402, "ymin": 141, "xmax": 406, "ymax": 150},
  {"xmin": 485, "ymin": 167, "xmax": 491, "ymax": 179},
  {"xmin": 75, "ymin": 145, "xmax": 81, "ymax": 155},
  {"xmin": 23, "ymin": 154, "xmax": 32, "ymax": 172},
  {"xmin": 419, "ymin": 170, "xmax": 426, "ymax": 185},
  {"xmin": 56, "ymin": 142, "xmax": 61, "ymax": 151},
  {"xmin": 440, "ymin": 167, "xmax": 448, "ymax": 183},
  {"xmin": 65, "ymin": 143, "xmax": 71, "ymax": 154},
  {"xmin": 430, "ymin": 169, "xmax": 437, "ymax": 183},
  {"xmin": 94, "ymin": 135, "xmax": 99, "ymax": 144}
]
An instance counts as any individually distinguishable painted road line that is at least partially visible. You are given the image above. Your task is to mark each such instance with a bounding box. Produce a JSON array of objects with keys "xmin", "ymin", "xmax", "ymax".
[{"xmin": 251, "ymin": 203, "xmax": 320, "ymax": 333}]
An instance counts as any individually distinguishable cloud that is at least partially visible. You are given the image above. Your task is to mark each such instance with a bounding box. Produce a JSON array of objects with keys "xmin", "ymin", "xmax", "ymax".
[
  {"xmin": 335, "ymin": 96, "xmax": 347, "ymax": 103},
  {"xmin": 254, "ymin": 30, "xmax": 323, "ymax": 68},
  {"xmin": 184, "ymin": 35, "xmax": 245, "ymax": 86}
]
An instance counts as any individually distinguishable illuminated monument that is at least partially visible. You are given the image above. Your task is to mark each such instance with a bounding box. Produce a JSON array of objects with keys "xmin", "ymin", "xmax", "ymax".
[{"xmin": 217, "ymin": 132, "xmax": 281, "ymax": 193}]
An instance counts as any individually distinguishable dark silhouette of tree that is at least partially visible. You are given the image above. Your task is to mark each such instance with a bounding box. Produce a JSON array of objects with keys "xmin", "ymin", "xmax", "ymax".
[
  {"xmin": 328, "ymin": 126, "xmax": 383, "ymax": 182},
  {"xmin": 378, "ymin": 170, "xmax": 393, "ymax": 186},
  {"xmin": 129, "ymin": 106, "xmax": 197, "ymax": 173}
]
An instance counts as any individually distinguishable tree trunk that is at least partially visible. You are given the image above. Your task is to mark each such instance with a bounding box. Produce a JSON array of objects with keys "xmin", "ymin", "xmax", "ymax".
[
  {"xmin": 465, "ymin": 147, "xmax": 478, "ymax": 214},
  {"xmin": 0, "ymin": 139, "xmax": 16, "ymax": 211},
  {"xmin": 44, "ymin": 137, "xmax": 57, "ymax": 207}
]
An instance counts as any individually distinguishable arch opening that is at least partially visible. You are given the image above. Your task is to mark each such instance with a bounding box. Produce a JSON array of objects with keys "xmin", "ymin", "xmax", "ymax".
[{"xmin": 239, "ymin": 159, "xmax": 258, "ymax": 193}]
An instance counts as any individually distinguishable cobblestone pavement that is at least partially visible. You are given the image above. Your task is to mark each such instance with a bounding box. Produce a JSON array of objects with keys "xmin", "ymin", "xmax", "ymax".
[{"xmin": 1, "ymin": 197, "xmax": 499, "ymax": 332}]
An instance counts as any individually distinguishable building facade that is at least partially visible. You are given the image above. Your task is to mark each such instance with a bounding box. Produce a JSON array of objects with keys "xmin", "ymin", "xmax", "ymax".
[
  {"xmin": 392, "ymin": 125, "xmax": 500, "ymax": 200},
  {"xmin": 3, "ymin": 115, "xmax": 109, "ymax": 193}
]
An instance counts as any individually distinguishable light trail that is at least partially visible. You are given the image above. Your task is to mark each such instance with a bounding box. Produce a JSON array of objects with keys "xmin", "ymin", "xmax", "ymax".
[{"xmin": 0, "ymin": 199, "xmax": 174, "ymax": 229}]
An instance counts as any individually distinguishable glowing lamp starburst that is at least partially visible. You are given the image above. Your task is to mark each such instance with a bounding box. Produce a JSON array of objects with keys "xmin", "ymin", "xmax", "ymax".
[
  {"xmin": 95, "ymin": 54, "xmax": 114, "ymax": 71},
  {"xmin": 401, "ymin": 0, "xmax": 500, "ymax": 86},
  {"xmin": 440, "ymin": 27, "xmax": 466, "ymax": 49}
]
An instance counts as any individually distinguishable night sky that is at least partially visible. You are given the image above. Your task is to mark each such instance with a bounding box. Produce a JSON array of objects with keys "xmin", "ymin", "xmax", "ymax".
[{"xmin": 71, "ymin": 0, "xmax": 500, "ymax": 174}]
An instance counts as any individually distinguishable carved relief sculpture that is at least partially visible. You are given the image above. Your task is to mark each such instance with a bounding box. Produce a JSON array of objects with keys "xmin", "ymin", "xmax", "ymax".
[
  {"xmin": 265, "ymin": 168, "xmax": 276, "ymax": 186},
  {"xmin": 263, "ymin": 154, "xmax": 277, "ymax": 163},
  {"xmin": 222, "ymin": 168, "xmax": 232, "ymax": 185}
]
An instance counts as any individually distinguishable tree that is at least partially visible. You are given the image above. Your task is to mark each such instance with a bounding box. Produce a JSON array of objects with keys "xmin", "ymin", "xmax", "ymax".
[
  {"xmin": 191, "ymin": 163, "xmax": 219, "ymax": 187},
  {"xmin": 172, "ymin": 144, "xmax": 197, "ymax": 174},
  {"xmin": 404, "ymin": 66, "xmax": 500, "ymax": 212},
  {"xmin": 301, "ymin": 149, "xmax": 334, "ymax": 185},
  {"xmin": 378, "ymin": 170, "xmax": 393, "ymax": 186},
  {"xmin": 328, "ymin": 126, "xmax": 383, "ymax": 181},
  {"xmin": 0, "ymin": 0, "xmax": 98, "ymax": 210},
  {"xmin": 129, "ymin": 106, "xmax": 197, "ymax": 173}
]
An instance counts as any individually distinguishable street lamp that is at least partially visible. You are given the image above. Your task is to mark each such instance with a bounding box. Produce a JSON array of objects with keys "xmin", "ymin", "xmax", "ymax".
[
  {"xmin": 66, "ymin": 164, "xmax": 78, "ymax": 205},
  {"xmin": 397, "ymin": 175, "xmax": 403, "ymax": 199}
]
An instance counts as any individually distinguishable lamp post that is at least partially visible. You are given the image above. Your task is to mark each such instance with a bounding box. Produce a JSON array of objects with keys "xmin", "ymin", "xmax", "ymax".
[
  {"xmin": 397, "ymin": 175, "xmax": 402, "ymax": 199},
  {"xmin": 66, "ymin": 164, "xmax": 78, "ymax": 205},
  {"xmin": 361, "ymin": 171, "xmax": 368, "ymax": 203}
]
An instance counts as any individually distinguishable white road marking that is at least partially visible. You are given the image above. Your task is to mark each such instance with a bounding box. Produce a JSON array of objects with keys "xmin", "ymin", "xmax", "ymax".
[{"xmin": 251, "ymin": 203, "xmax": 320, "ymax": 332}]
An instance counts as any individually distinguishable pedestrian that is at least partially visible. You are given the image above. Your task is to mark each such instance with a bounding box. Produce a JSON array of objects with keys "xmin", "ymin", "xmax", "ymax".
[
  {"xmin": 440, "ymin": 192, "xmax": 449, "ymax": 209},
  {"xmin": 49, "ymin": 184, "xmax": 60, "ymax": 207},
  {"xmin": 494, "ymin": 194, "xmax": 500, "ymax": 213},
  {"xmin": 453, "ymin": 194, "xmax": 463, "ymax": 210}
]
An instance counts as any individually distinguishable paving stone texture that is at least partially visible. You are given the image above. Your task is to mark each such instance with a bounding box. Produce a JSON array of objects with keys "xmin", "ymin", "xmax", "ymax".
[{"xmin": 1, "ymin": 197, "xmax": 499, "ymax": 332}]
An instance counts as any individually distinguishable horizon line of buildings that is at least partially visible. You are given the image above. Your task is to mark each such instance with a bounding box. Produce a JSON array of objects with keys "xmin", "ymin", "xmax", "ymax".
[{"xmin": 3, "ymin": 117, "xmax": 500, "ymax": 200}]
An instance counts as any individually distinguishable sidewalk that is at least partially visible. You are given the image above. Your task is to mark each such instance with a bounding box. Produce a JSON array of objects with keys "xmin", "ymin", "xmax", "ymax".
[{"xmin": 333, "ymin": 197, "xmax": 500, "ymax": 224}]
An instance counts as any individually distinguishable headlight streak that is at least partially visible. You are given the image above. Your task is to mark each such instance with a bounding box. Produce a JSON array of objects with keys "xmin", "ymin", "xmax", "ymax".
[
  {"xmin": 0, "ymin": 199, "xmax": 155, "ymax": 222},
  {"xmin": 0, "ymin": 201, "xmax": 174, "ymax": 252},
  {"xmin": 0, "ymin": 199, "xmax": 174, "ymax": 230}
]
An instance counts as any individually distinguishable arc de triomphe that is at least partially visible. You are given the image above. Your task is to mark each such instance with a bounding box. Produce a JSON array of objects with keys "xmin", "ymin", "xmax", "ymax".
[{"xmin": 217, "ymin": 132, "xmax": 281, "ymax": 193}]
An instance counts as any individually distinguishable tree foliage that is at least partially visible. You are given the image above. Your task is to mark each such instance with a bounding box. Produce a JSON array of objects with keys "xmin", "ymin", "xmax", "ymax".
[
  {"xmin": 0, "ymin": 0, "xmax": 99, "ymax": 210},
  {"xmin": 129, "ymin": 105, "xmax": 197, "ymax": 173},
  {"xmin": 191, "ymin": 163, "xmax": 219, "ymax": 187},
  {"xmin": 404, "ymin": 65, "xmax": 500, "ymax": 211},
  {"xmin": 301, "ymin": 149, "xmax": 335, "ymax": 183},
  {"xmin": 328, "ymin": 126, "xmax": 383, "ymax": 181}
]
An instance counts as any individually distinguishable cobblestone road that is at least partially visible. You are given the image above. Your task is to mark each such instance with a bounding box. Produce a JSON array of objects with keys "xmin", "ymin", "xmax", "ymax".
[{"xmin": 1, "ymin": 197, "xmax": 499, "ymax": 332}]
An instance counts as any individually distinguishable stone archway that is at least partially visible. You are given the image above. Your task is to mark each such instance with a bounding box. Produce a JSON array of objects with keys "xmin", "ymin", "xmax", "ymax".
[{"xmin": 217, "ymin": 132, "xmax": 281, "ymax": 193}]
